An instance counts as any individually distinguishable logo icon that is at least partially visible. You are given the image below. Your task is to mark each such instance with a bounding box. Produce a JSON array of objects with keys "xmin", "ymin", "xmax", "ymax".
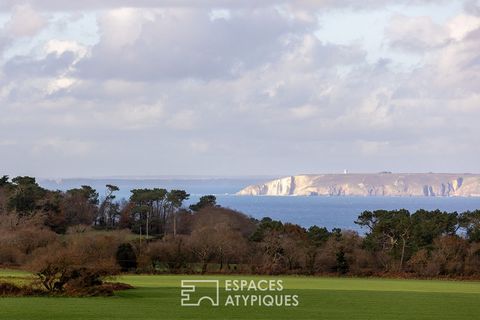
[{"xmin": 181, "ymin": 280, "xmax": 220, "ymax": 306}]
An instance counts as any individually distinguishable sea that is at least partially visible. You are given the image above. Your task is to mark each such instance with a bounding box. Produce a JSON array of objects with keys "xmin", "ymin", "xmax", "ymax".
[{"xmin": 39, "ymin": 178, "xmax": 480, "ymax": 233}]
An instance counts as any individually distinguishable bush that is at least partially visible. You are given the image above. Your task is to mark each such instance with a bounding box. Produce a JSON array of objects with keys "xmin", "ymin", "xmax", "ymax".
[
  {"xmin": 27, "ymin": 233, "xmax": 122, "ymax": 293},
  {"xmin": 0, "ymin": 282, "xmax": 22, "ymax": 296},
  {"xmin": 0, "ymin": 282, "xmax": 44, "ymax": 296},
  {"xmin": 144, "ymin": 236, "xmax": 191, "ymax": 273},
  {"xmin": 116, "ymin": 243, "xmax": 137, "ymax": 272},
  {"xmin": 0, "ymin": 222, "xmax": 57, "ymax": 266}
]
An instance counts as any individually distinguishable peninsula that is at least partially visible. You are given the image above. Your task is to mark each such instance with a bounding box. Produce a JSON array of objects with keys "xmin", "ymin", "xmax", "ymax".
[{"xmin": 237, "ymin": 173, "xmax": 480, "ymax": 197}]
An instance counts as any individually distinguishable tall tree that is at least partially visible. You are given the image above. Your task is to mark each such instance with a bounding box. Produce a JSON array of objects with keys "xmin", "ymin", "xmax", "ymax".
[
  {"xmin": 97, "ymin": 184, "xmax": 120, "ymax": 229},
  {"xmin": 410, "ymin": 209, "xmax": 459, "ymax": 250},
  {"xmin": 130, "ymin": 188, "xmax": 169, "ymax": 238},
  {"xmin": 355, "ymin": 209, "xmax": 412, "ymax": 270},
  {"xmin": 459, "ymin": 210, "xmax": 480, "ymax": 242},
  {"xmin": 166, "ymin": 190, "xmax": 189, "ymax": 237},
  {"xmin": 189, "ymin": 195, "xmax": 217, "ymax": 212},
  {"xmin": 8, "ymin": 176, "xmax": 47, "ymax": 217},
  {"xmin": 64, "ymin": 186, "xmax": 99, "ymax": 226}
]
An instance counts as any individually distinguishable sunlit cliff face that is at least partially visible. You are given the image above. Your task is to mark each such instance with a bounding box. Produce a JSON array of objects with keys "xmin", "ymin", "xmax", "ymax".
[{"xmin": 238, "ymin": 174, "xmax": 480, "ymax": 197}]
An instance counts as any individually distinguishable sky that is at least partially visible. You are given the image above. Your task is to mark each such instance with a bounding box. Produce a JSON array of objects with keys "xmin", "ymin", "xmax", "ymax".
[{"xmin": 0, "ymin": 0, "xmax": 479, "ymax": 178}]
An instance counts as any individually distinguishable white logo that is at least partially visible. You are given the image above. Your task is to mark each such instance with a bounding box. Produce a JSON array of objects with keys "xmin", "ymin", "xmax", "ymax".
[
  {"xmin": 181, "ymin": 279, "xmax": 299, "ymax": 307},
  {"xmin": 181, "ymin": 280, "xmax": 220, "ymax": 306}
]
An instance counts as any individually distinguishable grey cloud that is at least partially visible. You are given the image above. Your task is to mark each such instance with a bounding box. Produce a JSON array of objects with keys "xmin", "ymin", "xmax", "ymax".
[
  {"xmin": 1, "ymin": 3, "xmax": 480, "ymax": 177},
  {"xmin": 0, "ymin": 34, "xmax": 11, "ymax": 53},
  {"xmin": 74, "ymin": 7, "xmax": 366, "ymax": 82},
  {"xmin": 465, "ymin": 0, "xmax": 480, "ymax": 16},
  {"xmin": 0, "ymin": 0, "xmax": 279, "ymax": 11},
  {"xmin": 462, "ymin": 27, "xmax": 480, "ymax": 69},
  {"xmin": 75, "ymin": 8, "xmax": 314, "ymax": 81},
  {"xmin": 385, "ymin": 15, "xmax": 451, "ymax": 52},
  {"xmin": 4, "ymin": 52, "xmax": 76, "ymax": 79},
  {"xmin": 4, "ymin": 4, "xmax": 48, "ymax": 37},
  {"xmin": 393, "ymin": 25, "xmax": 480, "ymax": 99},
  {"xmin": 0, "ymin": 0, "xmax": 450, "ymax": 12},
  {"xmin": 0, "ymin": 4, "xmax": 48, "ymax": 58}
]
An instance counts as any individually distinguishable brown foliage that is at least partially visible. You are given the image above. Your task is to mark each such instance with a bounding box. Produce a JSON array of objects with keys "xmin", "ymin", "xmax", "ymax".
[
  {"xmin": 26, "ymin": 232, "xmax": 130, "ymax": 292},
  {"xmin": 187, "ymin": 224, "xmax": 249, "ymax": 274},
  {"xmin": 465, "ymin": 242, "xmax": 480, "ymax": 275},
  {"xmin": 408, "ymin": 236, "xmax": 469, "ymax": 277},
  {"xmin": 191, "ymin": 207, "xmax": 256, "ymax": 237},
  {"xmin": 0, "ymin": 213, "xmax": 57, "ymax": 266},
  {"xmin": 431, "ymin": 236, "xmax": 468, "ymax": 275},
  {"xmin": 143, "ymin": 235, "xmax": 191, "ymax": 273},
  {"xmin": 0, "ymin": 282, "xmax": 45, "ymax": 296}
]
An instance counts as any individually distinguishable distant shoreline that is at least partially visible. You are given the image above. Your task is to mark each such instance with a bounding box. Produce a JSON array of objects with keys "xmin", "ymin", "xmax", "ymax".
[{"xmin": 238, "ymin": 173, "xmax": 480, "ymax": 197}]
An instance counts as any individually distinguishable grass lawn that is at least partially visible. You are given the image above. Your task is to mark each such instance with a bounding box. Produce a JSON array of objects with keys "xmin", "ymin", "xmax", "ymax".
[
  {"xmin": 0, "ymin": 271, "xmax": 479, "ymax": 320},
  {"xmin": 0, "ymin": 268, "xmax": 34, "ymax": 285}
]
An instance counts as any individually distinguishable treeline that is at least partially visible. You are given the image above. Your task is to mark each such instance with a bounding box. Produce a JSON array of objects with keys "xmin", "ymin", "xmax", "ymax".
[
  {"xmin": 1, "ymin": 175, "xmax": 480, "ymax": 292},
  {"xmin": 0, "ymin": 176, "xmax": 193, "ymax": 235}
]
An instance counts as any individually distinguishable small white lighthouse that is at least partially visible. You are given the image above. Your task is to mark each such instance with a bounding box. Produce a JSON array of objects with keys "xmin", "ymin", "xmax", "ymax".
[{"xmin": 343, "ymin": 169, "xmax": 348, "ymax": 175}]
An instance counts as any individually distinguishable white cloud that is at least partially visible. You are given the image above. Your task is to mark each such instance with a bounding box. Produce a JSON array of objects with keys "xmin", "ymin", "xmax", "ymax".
[
  {"xmin": 209, "ymin": 9, "xmax": 231, "ymax": 21},
  {"xmin": 46, "ymin": 77, "xmax": 77, "ymax": 94},
  {"xmin": 357, "ymin": 140, "xmax": 390, "ymax": 156},
  {"xmin": 290, "ymin": 104, "xmax": 318, "ymax": 118},
  {"xmin": 32, "ymin": 138, "xmax": 92, "ymax": 157},
  {"xmin": 0, "ymin": 0, "xmax": 448, "ymax": 12},
  {"xmin": 447, "ymin": 14, "xmax": 480, "ymax": 40},
  {"xmin": 5, "ymin": 4, "xmax": 47, "ymax": 37},
  {"xmin": 386, "ymin": 14, "xmax": 450, "ymax": 52},
  {"xmin": 44, "ymin": 39, "xmax": 88, "ymax": 61},
  {"xmin": 167, "ymin": 110, "xmax": 197, "ymax": 130},
  {"xmin": 189, "ymin": 140, "xmax": 210, "ymax": 153},
  {"xmin": 98, "ymin": 8, "xmax": 147, "ymax": 49},
  {"xmin": 386, "ymin": 13, "xmax": 480, "ymax": 53},
  {"xmin": 1, "ymin": 1, "xmax": 479, "ymax": 176},
  {"xmin": 76, "ymin": 7, "xmax": 314, "ymax": 81},
  {"xmin": 0, "ymin": 139, "xmax": 16, "ymax": 146},
  {"xmin": 104, "ymin": 102, "xmax": 165, "ymax": 130}
]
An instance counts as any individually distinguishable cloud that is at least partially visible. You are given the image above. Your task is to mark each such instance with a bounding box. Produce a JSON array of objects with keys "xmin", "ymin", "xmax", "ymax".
[
  {"xmin": 93, "ymin": 101, "xmax": 165, "ymax": 130},
  {"xmin": 447, "ymin": 14, "xmax": 480, "ymax": 40},
  {"xmin": 1, "ymin": 2, "xmax": 480, "ymax": 176},
  {"xmin": 44, "ymin": 40, "xmax": 88, "ymax": 61},
  {"xmin": 386, "ymin": 14, "xmax": 450, "ymax": 52},
  {"xmin": 46, "ymin": 77, "xmax": 77, "ymax": 94},
  {"xmin": 4, "ymin": 4, "xmax": 48, "ymax": 37},
  {"xmin": 32, "ymin": 137, "xmax": 93, "ymax": 157},
  {"xmin": 464, "ymin": 0, "xmax": 480, "ymax": 16},
  {"xmin": 0, "ymin": 0, "xmax": 450, "ymax": 12},
  {"xmin": 167, "ymin": 110, "xmax": 197, "ymax": 130},
  {"xmin": 386, "ymin": 13, "xmax": 480, "ymax": 52},
  {"xmin": 392, "ymin": 19, "xmax": 480, "ymax": 98},
  {"xmin": 4, "ymin": 52, "xmax": 76, "ymax": 79},
  {"xmin": 189, "ymin": 140, "xmax": 210, "ymax": 153},
  {"xmin": 0, "ymin": 4, "xmax": 47, "ymax": 54},
  {"xmin": 76, "ymin": 7, "xmax": 314, "ymax": 81},
  {"xmin": 0, "ymin": 139, "xmax": 16, "ymax": 146},
  {"xmin": 290, "ymin": 104, "xmax": 319, "ymax": 118}
]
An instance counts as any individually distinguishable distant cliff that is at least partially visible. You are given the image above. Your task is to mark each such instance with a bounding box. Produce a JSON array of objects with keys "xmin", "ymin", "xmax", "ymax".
[{"xmin": 237, "ymin": 173, "xmax": 480, "ymax": 197}]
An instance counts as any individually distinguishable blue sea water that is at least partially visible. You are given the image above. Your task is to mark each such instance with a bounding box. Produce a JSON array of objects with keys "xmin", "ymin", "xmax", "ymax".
[
  {"xmin": 203, "ymin": 195, "xmax": 480, "ymax": 233},
  {"xmin": 39, "ymin": 178, "xmax": 480, "ymax": 233}
]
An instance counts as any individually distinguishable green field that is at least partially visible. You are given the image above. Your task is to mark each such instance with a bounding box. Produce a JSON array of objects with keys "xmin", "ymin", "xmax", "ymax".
[{"xmin": 1, "ymin": 270, "xmax": 479, "ymax": 320}]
